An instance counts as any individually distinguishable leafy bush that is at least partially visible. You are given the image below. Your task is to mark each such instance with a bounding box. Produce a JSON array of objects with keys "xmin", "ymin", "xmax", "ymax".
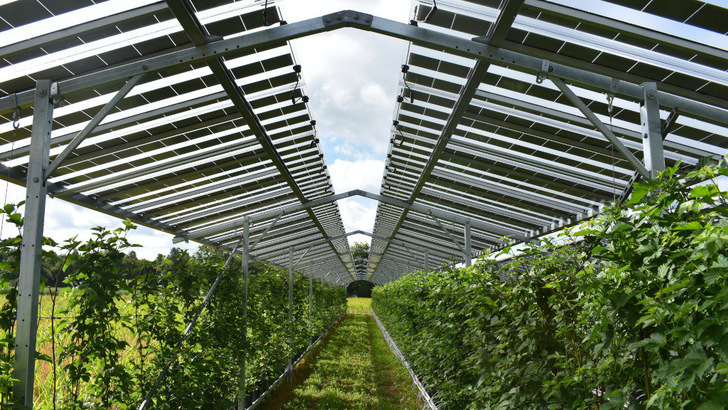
[
  {"xmin": 373, "ymin": 162, "xmax": 728, "ymax": 409},
  {"xmin": 0, "ymin": 209, "xmax": 346, "ymax": 408}
]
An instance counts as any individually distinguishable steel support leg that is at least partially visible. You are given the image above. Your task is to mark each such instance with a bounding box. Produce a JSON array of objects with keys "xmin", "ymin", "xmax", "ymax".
[
  {"xmin": 238, "ymin": 217, "xmax": 250, "ymax": 410},
  {"xmin": 308, "ymin": 274, "xmax": 313, "ymax": 349},
  {"xmin": 464, "ymin": 220, "xmax": 472, "ymax": 267},
  {"xmin": 640, "ymin": 82, "xmax": 665, "ymax": 178},
  {"xmin": 13, "ymin": 80, "xmax": 53, "ymax": 406},
  {"xmin": 288, "ymin": 248, "xmax": 293, "ymax": 383}
]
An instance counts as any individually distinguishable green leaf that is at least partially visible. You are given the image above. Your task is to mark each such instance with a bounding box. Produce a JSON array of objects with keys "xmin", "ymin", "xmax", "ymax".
[
  {"xmin": 691, "ymin": 184, "xmax": 720, "ymax": 199},
  {"xmin": 673, "ymin": 221, "xmax": 703, "ymax": 231}
]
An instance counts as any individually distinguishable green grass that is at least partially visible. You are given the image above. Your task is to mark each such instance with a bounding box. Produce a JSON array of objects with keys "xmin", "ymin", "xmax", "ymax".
[
  {"xmin": 265, "ymin": 298, "xmax": 420, "ymax": 409},
  {"xmin": 347, "ymin": 296, "xmax": 372, "ymax": 314},
  {"xmin": 1, "ymin": 292, "xmax": 149, "ymax": 407}
]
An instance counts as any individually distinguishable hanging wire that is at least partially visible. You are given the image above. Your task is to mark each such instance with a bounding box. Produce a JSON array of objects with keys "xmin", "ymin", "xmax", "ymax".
[
  {"xmin": 262, "ymin": 0, "xmax": 269, "ymax": 26},
  {"xmin": 290, "ymin": 65, "xmax": 309, "ymax": 105},
  {"xmin": 401, "ymin": 65, "xmax": 415, "ymax": 103},
  {"xmin": 1, "ymin": 97, "xmax": 21, "ymax": 239},
  {"xmin": 424, "ymin": 0, "xmax": 438, "ymax": 22}
]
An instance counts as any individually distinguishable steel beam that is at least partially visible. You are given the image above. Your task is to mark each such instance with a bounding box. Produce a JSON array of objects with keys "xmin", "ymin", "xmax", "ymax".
[
  {"xmin": 0, "ymin": 3, "xmax": 168, "ymax": 58},
  {"xmin": 287, "ymin": 248, "xmax": 294, "ymax": 383},
  {"xmin": 13, "ymin": 80, "xmax": 53, "ymax": 406},
  {"xmin": 640, "ymin": 82, "xmax": 665, "ymax": 178}
]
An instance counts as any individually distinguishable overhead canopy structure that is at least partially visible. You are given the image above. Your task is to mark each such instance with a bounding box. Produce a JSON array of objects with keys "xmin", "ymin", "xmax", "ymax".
[
  {"xmin": 1, "ymin": 0, "xmax": 727, "ymax": 283},
  {"xmin": 1, "ymin": 0, "xmax": 727, "ymax": 406}
]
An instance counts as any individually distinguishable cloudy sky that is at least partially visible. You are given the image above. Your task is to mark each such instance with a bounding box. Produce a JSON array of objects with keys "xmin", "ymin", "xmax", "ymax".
[
  {"xmin": 0, "ymin": 0, "xmax": 413, "ymax": 259},
  {"xmin": 280, "ymin": 0, "xmax": 412, "ymax": 246}
]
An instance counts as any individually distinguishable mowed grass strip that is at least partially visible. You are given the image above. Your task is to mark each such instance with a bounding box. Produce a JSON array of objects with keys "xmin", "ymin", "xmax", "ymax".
[{"xmin": 266, "ymin": 298, "xmax": 419, "ymax": 409}]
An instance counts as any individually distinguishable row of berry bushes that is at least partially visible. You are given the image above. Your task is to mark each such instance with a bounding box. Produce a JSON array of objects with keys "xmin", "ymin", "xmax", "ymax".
[
  {"xmin": 0, "ymin": 211, "xmax": 346, "ymax": 409},
  {"xmin": 373, "ymin": 163, "xmax": 728, "ymax": 409}
]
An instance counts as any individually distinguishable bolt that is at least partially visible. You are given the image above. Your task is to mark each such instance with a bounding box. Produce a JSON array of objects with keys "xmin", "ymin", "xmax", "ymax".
[
  {"xmin": 38, "ymin": 89, "xmax": 46, "ymax": 97},
  {"xmin": 32, "ymin": 177, "xmax": 39, "ymax": 183},
  {"xmin": 647, "ymin": 90, "xmax": 656, "ymax": 99},
  {"xmin": 548, "ymin": 66, "xmax": 553, "ymax": 73},
  {"xmin": 142, "ymin": 64, "xmax": 148, "ymax": 71},
  {"xmin": 337, "ymin": 15, "xmax": 342, "ymax": 21},
  {"xmin": 354, "ymin": 14, "xmax": 359, "ymax": 20}
]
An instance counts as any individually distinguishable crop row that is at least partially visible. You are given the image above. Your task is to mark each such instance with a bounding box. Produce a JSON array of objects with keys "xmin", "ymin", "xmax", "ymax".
[
  {"xmin": 373, "ymin": 162, "xmax": 728, "ymax": 409},
  {"xmin": 0, "ymin": 212, "xmax": 347, "ymax": 409}
]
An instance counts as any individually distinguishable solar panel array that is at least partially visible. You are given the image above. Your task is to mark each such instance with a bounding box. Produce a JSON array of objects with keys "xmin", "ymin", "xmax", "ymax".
[{"xmin": 0, "ymin": 0, "xmax": 726, "ymax": 285}]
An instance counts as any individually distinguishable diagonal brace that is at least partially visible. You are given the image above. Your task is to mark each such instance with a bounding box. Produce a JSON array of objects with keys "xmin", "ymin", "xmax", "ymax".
[
  {"xmin": 429, "ymin": 214, "xmax": 465, "ymax": 254},
  {"xmin": 550, "ymin": 76, "xmax": 650, "ymax": 179},
  {"xmin": 45, "ymin": 73, "xmax": 146, "ymax": 181}
]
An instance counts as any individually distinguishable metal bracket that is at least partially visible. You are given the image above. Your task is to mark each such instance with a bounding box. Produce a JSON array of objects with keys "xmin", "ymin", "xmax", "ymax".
[
  {"xmin": 50, "ymin": 81, "xmax": 61, "ymax": 103},
  {"xmin": 322, "ymin": 10, "xmax": 372, "ymax": 27},
  {"xmin": 661, "ymin": 107, "xmax": 680, "ymax": 139},
  {"xmin": 536, "ymin": 59, "xmax": 551, "ymax": 84}
]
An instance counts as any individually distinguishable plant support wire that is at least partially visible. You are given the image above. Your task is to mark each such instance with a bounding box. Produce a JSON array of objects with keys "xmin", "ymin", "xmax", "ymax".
[
  {"xmin": 371, "ymin": 309, "xmax": 438, "ymax": 409},
  {"xmin": 138, "ymin": 232, "xmax": 247, "ymax": 410}
]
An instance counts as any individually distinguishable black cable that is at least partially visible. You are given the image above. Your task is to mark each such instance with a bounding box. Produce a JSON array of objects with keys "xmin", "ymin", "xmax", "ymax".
[
  {"xmin": 291, "ymin": 65, "xmax": 309, "ymax": 105},
  {"xmin": 263, "ymin": 0, "xmax": 269, "ymax": 26},
  {"xmin": 401, "ymin": 65, "xmax": 414, "ymax": 103},
  {"xmin": 424, "ymin": 0, "xmax": 437, "ymax": 22}
]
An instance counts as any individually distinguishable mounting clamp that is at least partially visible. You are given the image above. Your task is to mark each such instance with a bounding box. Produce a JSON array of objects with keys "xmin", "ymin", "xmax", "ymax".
[
  {"xmin": 322, "ymin": 10, "xmax": 373, "ymax": 27},
  {"xmin": 536, "ymin": 59, "xmax": 551, "ymax": 84}
]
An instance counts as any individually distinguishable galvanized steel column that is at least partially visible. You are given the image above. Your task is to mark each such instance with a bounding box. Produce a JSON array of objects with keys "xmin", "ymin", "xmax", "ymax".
[
  {"xmin": 464, "ymin": 220, "xmax": 472, "ymax": 267},
  {"xmin": 640, "ymin": 82, "xmax": 665, "ymax": 178},
  {"xmin": 308, "ymin": 274, "xmax": 313, "ymax": 348},
  {"xmin": 288, "ymin": 248, "xmax": 294, "ymax": 383},
  {"xmin": 238, "ymin": 217, "xmax": 250, "ymax": 410},
  {"xmin": 424, "ymin": 248, "xmax": 429, "ymax": 272},
  {"xmin": 13, "ymin": 79, "xmax": 54, "ymax": 406}
]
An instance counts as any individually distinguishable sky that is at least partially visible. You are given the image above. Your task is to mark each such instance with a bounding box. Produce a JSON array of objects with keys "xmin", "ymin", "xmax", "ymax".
[
  {"xmin": 0, "ymin": 0, "xmax": 413, "ymax": 260},
  {"xmin": 279, "ymin": 0, "xmax": 413, "ymax": 247}
]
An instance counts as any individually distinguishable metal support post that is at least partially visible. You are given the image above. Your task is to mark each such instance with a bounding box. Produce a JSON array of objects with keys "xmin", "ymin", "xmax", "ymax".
[
  {"xmin": 424, "ymin": 249, "xmax": 430, "ymax": 272},
  {"xmin": 13, "ymin": 80, "xmax": 54, "ymax": 406},
  {"xmin": 640, "ymin": 82, "xmax": 665, "ymax": 178},
  {"xmin": 238, "ymin": 217, "xmax": 250, "ymax": 410},
  {"xmin": 464, "ymin": 220, "xmax": 472, "ymax": 267},
  {"xmin": 308, "ymin": 274, "xmax": 313, "ymax": 348},
  {"xmin": 288, "ymin": 248, "xmax": 294, "ymax": 383}
]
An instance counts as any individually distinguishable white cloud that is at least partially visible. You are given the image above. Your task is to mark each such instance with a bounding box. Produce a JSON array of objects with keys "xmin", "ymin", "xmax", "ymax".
[
  {"xmin": 282, "ymin": 0, "xmax": 411, "ymax": 160},
  {"xmin": 337, "ymin": 198, "xmax": 377, "ymax": 246},
  {"xmin": 328, "ymin": 158, "xmax": 384, "ymax": 193}
]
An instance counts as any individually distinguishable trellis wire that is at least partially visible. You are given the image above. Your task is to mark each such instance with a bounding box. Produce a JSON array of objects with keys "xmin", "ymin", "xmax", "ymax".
[
  {"xmin": 371, "ymin": 309, "xmax": 438, "ymax": 410},
  {"xmin": 247, "ymin": 312, "xmax": 344, "ymax": 410},
  {"xmin": 138, "ymin": 232, "xmax": 246, "ymax": 410}
]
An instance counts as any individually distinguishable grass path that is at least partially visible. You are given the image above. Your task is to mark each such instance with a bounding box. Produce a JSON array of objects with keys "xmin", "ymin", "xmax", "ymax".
[{"xmin": 264, "ymin": 298, "xmax": 420, "ymax": 409}]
